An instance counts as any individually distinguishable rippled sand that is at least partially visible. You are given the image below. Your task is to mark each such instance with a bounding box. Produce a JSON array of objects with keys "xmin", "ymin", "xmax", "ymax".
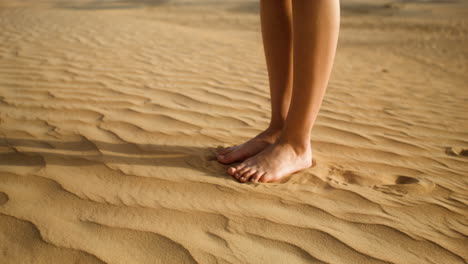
[{"xmin": 0, "ymin": 0, "xmax": 467, "ymax": 263}]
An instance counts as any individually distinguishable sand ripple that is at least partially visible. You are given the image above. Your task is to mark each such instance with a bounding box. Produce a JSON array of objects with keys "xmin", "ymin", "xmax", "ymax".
[{"xmin": 1, "ymin": 0, "xmax": 467, "ymax": 263}]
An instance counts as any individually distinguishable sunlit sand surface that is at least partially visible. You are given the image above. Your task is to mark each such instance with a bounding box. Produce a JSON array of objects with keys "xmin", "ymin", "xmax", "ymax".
[{"xmin": 0, "ymin": 0, "xmax": 467, "ymax": 263}]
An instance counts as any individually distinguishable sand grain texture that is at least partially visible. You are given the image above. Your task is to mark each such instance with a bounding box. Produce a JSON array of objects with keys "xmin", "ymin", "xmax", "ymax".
[{"xmin": 0, "ymin": 0, "xmax": 467, "ymax": 263}]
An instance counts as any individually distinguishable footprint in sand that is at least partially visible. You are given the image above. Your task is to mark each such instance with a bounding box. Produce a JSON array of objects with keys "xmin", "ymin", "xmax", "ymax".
[
  {"xmin": 324, "ymin": 165, "xmax": 435, "ymax": 196},
  {"xmin": 373, "ymin": 175, "xmax": 435, "ymax": 197},
  {"xmin": 325, "ymin": 166, "xmax": 369, "ymax": 186},
  {"xmin": 0, "ymin": 192, "xmax": 9, "ymax": 206},
  {"xmin": 394, "ymin": 175, "xmax": 419, "ymax": 184},
  {"xmin": 445, "ymin": 147, "xmax": 468, "ymax": 157}
]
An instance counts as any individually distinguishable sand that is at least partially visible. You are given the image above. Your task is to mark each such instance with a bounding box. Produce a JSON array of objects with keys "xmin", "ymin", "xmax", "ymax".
[{"xmin": 0, "ymin": 0, "xmax": 467, "ymax": 263}]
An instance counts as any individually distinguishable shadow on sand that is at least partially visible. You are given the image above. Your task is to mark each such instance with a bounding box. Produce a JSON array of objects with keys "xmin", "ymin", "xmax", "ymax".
[{"xmin": 0, "ymin": 137, "xmax": 230, "ymax": 178}]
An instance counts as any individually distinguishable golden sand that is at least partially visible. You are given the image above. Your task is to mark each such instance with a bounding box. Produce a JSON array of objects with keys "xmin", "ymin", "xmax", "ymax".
[{"xmin": 0, "ymin": 0, "xmax": 467, "ymax": 263}]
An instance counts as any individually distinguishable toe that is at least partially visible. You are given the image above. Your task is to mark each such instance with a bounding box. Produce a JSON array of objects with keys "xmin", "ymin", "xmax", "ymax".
[
  {"xmin": 217, "ymin": 146, "xmax": 236, "ymax": 155},
  {"xmin": 258, "ymin": 173, "xmax": 269, "ymax": 183},
  {"xmin": 217, "ymin": 150, "xmax": 241, "ymax": 164},
  {"xmin": 236, "ymin": 168, "xmax": 251, "ymax": 182},
  {"xmin": 228, "ymin": 167, "xmax": 236, "ymax": 175},
  {"xmin": 217, "ymin": 154, "xmax": 229, "ymax": 164},
  {"xmin": 228, "ymin": 163, "xmax": 245, "ymax": 176},
  {"xmin": 241, "ymin": 169, "xmax": 257, "ymax": 183},
  {"xmin": 250, "ymin": 171, "xmax": 264, "ymax": 183},
  {"xmin": 217, "ymin": 146, "xmax": 237, "ymax": 161},
  {"xmin": 237, "ymin": 166, "xmax": 251, "ymax": 176}
]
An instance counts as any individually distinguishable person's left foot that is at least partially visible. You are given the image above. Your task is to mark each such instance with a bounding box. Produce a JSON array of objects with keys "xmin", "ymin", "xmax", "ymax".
[
  {"xmin": 216, "ymin": 128, "xmax": 281, "ymax": 164},
  {"xmin": 228, "ymin": 140, "xmax": 313, "ymax": 183}
]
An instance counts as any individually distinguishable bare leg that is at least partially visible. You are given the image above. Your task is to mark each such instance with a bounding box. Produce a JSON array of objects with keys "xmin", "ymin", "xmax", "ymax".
[
  {"xmin": 229, "ymin": 0, "xmax": 340, "ymax": 183},
  {"xmin": 216, "ymin": 0, "xmax": 293, "ymax": 164}
]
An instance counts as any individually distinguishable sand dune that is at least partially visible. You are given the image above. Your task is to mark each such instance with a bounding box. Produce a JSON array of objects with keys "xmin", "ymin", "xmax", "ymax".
[{"xmin": 0, "ymin": 0, "xmax": 467, "ymax": 263}]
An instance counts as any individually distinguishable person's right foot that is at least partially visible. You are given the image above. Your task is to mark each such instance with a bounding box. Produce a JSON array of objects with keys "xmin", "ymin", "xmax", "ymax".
[{"xmin": 216, "ymin": 128, "xmax": 282, "ymax": 164}]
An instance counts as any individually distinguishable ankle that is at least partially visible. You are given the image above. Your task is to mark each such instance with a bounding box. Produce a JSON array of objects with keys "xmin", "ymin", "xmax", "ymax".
[
  {"xmin": 256, "ymin": 127, "xmax": 282, "ymax": 144},
  {"xmin": 267, "ymin": 120, "xmax": 285, "ymax": 132},
  {"xmin": 264, "ymin": 124, "xmax": 283, "ymax": 136},
  {"xmin": 278, "ymin": 134, "xmax": 311, "ymax": 154}
]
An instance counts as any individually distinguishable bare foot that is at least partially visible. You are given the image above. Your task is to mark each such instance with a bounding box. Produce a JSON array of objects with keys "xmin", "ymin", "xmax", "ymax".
[
  {"xmin": 216, "ymin": 128, "xmax": 282, "ymax": 164},
  {"xmin": 227, "ymin": 140, "xmax": 313, "ymax": 183}
]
